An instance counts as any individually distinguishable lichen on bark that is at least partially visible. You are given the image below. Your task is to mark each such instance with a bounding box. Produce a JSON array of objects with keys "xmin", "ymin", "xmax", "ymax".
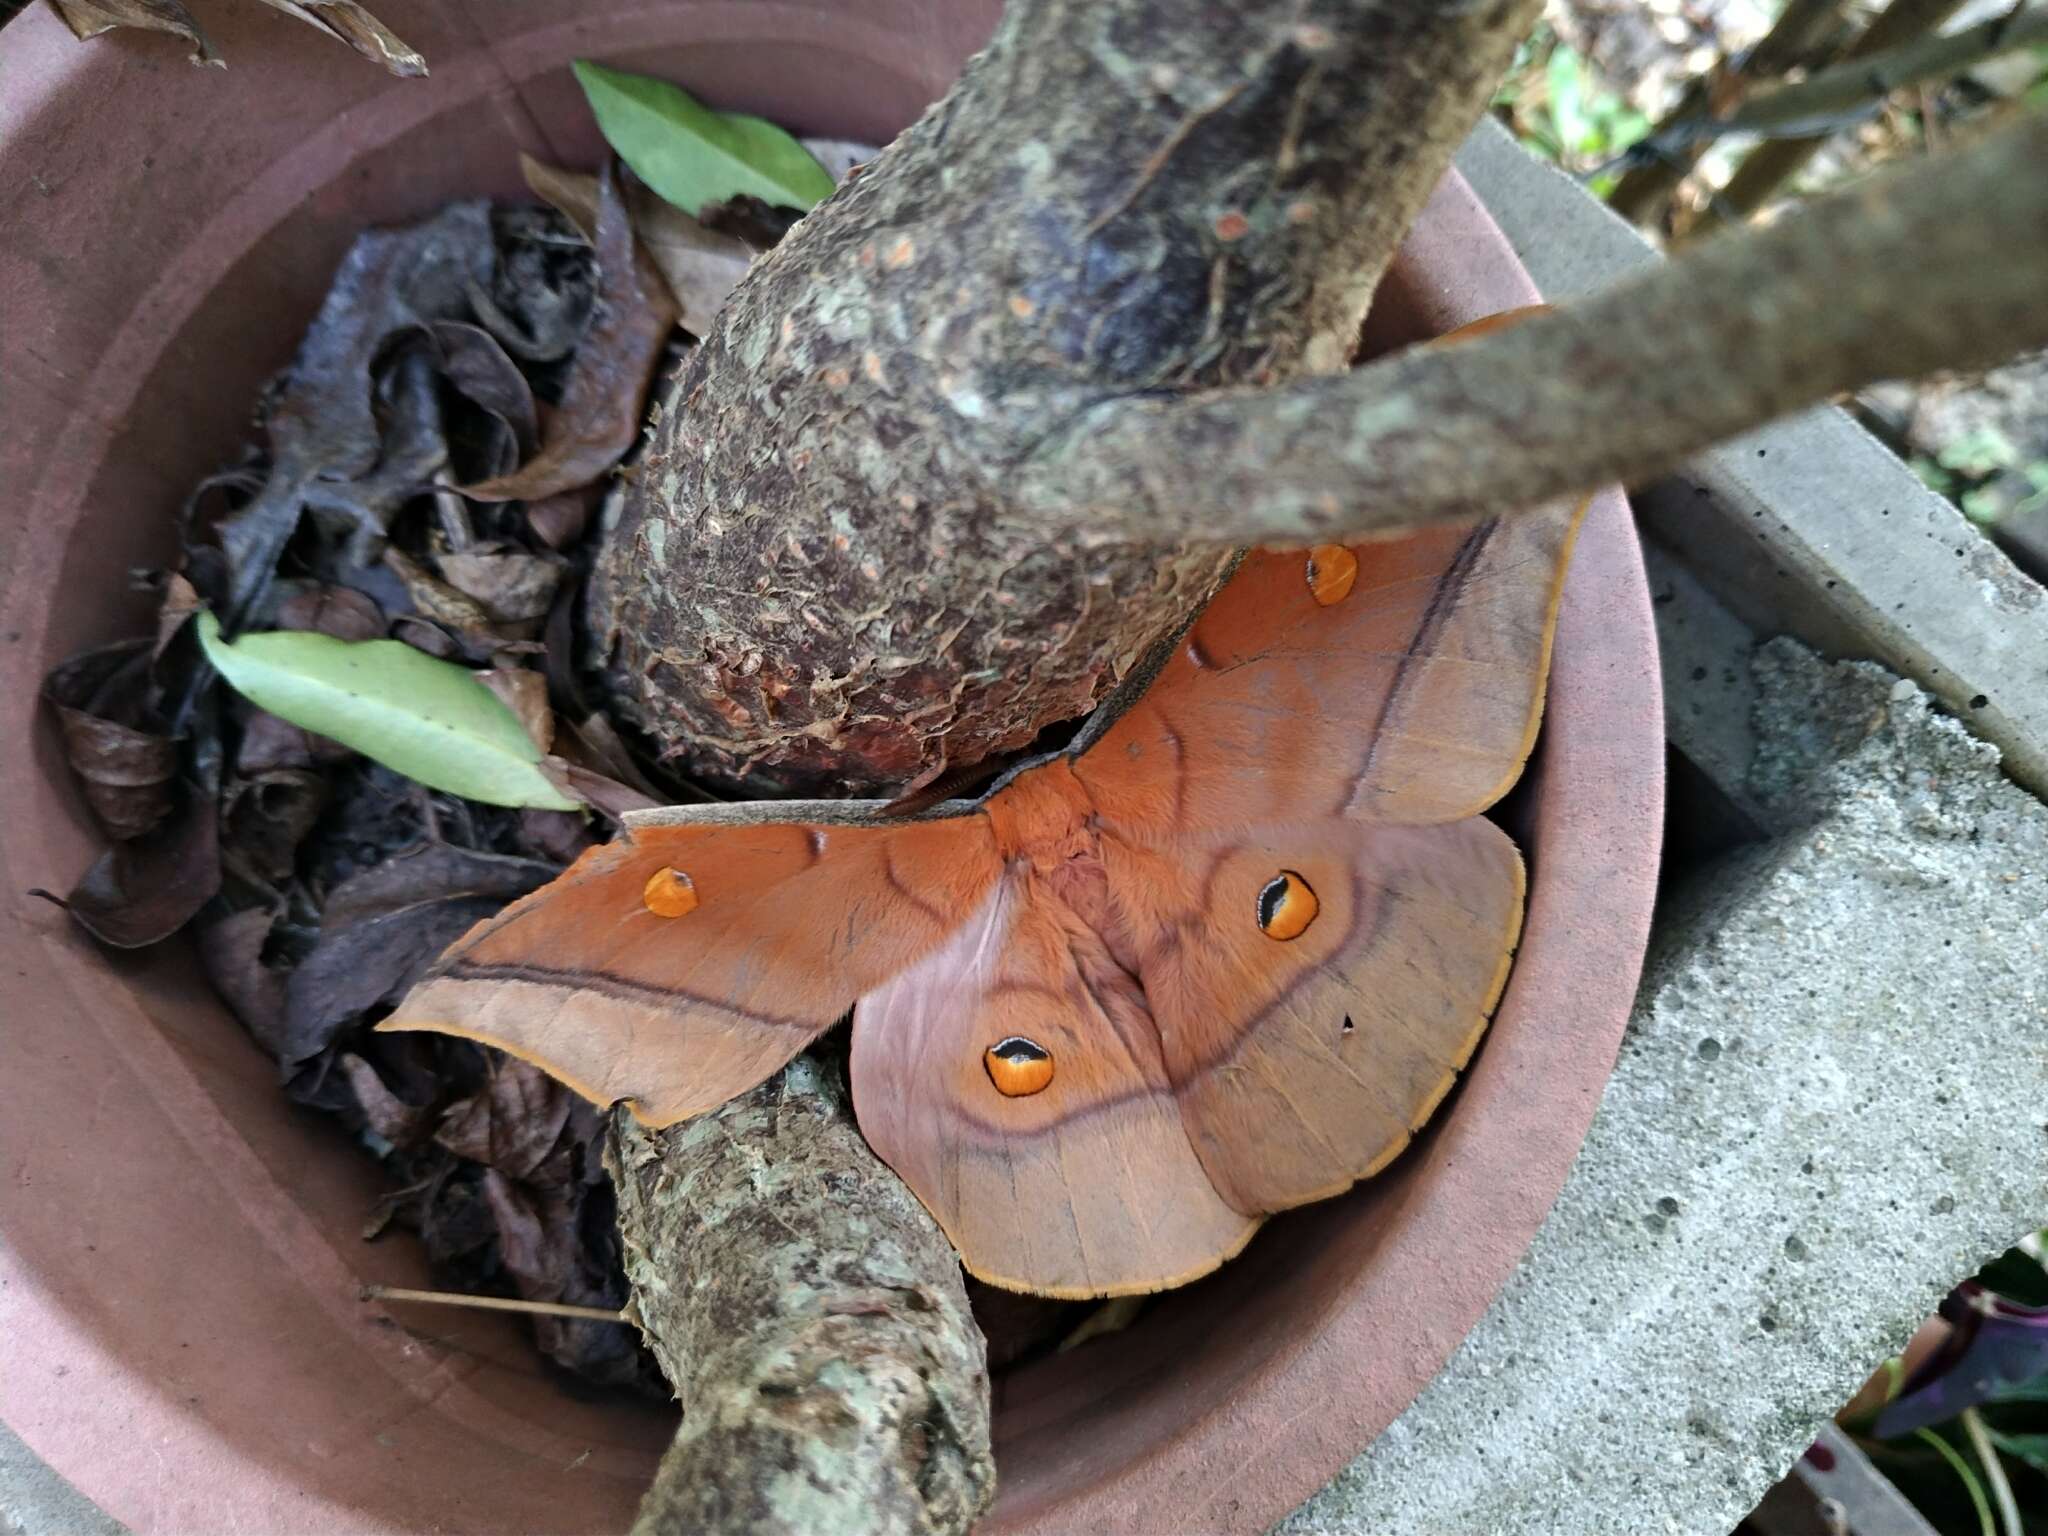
[{"xmin": 608, "ymin": 1057, "xmax": 994, "ymax": 1536}]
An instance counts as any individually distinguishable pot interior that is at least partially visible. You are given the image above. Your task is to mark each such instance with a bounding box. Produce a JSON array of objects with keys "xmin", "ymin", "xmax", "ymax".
[{"xmin": 0, "ymin": 7, "xmax": 1658, "ymax": 1533}]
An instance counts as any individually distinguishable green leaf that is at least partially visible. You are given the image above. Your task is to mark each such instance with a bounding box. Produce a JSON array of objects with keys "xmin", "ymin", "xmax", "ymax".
[
  {"xmin": 1985, "ymin": 1429, "xmax": 2048, "ymax": 1474},
  {"xmin": 1546, "ymin": 45, "xmax": 1592, "ymax": 154},
  {"xmin": 572, "ymin": 61, "xmax": 836, "ymax": 216},
  {"xmin": 196, "ymin": 612, "xmax": 578, "ymax": 811}
]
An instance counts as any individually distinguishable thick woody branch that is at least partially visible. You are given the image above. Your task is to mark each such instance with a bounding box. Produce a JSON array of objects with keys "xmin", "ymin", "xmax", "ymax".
[
  {"xmin": 593, "ymin": 0, "xmax": 1546, "ymax": 792},
  {"xmin": 1016, "ymin": 109, "xmax": 2048, "ymax": 546},
  {"xmin": 607, "ymin": 1059, "xmax": 994, "ymax": 1536}
]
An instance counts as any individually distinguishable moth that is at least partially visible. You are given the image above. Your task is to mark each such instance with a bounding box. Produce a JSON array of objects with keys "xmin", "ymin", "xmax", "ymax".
[{"xmin": 384, "ymin": 318, "xmax": 1584, "ymax": 1299}]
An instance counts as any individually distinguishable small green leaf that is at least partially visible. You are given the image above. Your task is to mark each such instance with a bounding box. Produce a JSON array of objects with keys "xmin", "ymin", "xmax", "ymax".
[
  {"xmin": 572, "ymin": 60, "xmax": 836, "ymax": 216},
  {"xmin": 1985, "ymin": 1429, "xmax": 2048, "ymax": 1474},
  {"xmin": 1546, "ymin": 46, "xmax": 1592, "ymax": 154},
  {"xmin": 196, "ymin": 612, "xmax": 578, "ymax": 811}
]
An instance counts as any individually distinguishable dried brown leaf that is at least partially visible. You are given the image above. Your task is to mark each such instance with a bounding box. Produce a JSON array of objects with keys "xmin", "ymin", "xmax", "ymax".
[
  {"xmin": 198, "ymin": 905, "xmax": 290, "ymax": 1055},
  {"xmin": 476, "ymin": 669, "xmax": 554, "ymax": 755},
  {"xmin": 537, "ymin": 756, "xmax": 660, "ymax": 821},
  {"xmin": 518, "ymin": 154, "xmax": 600, "ymax": 241},
  {"xmin": 42, "ymin": 642, "xmax": 178, "ymax": 842},
  {"xmin": 273, "ymin": 580, "xmax": 387, "ymax": 641},
  {"xmin": 460, "ymin": 165, "xmax": 678, "ymax": 502},
  {"xmin": 221, "ymin": 768, "xmax": 329, "ymax": 884},
  {"xmin": 254, "ymin": 0, "xmax": 425, "ymax": 76},
  {"xmin": 156, "ymin": 572, "xmax": 205, "ymax": 659},
  {"xmin": 382, "ymin": 547, "xmax": 497, "ymax": 635},
  {"xmin": 52, "ymin": 795, "xmax": 221, "ymax": 948},
  {"xmin": 524, "ymin": 488, "xmax": 598, "ymax": 551},
  {"xmin": 214, "ymin": 203, "xmax": 492, "ymax": 624},
  {"xmin": 49, "ymin": 0, "xmax": 222, "ymax": 65},
  {"xmin": 518, "ymin": 153, "xmax": 755, "ymax": 333},
  {"xmin": 319, "ymin": 842, "xmax": 555, "ymax": 931},
  {"xmin": 435, "ymin": 548, "xmax": 561, "ymax": 625},
  {"xmin": 339, "ymin": 1052, "xmax": 431, "ymax": 1145},
  {"xmin": 427, "ymin": 321, "xmax": 537, "ymax": 460},
  {"xmin": 436, "ymin": 1058, "xmax": 573, "ymax": 1180}
]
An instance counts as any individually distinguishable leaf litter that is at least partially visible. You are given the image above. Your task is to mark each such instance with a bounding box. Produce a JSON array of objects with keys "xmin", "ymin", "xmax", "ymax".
[
  {"xmin": 39, "ymin": 167, "xmax": 707, "ymax": 1392},
  {"xmin": 30, "ymin": 77, "xmax": 1078, "ymax": 1398}
]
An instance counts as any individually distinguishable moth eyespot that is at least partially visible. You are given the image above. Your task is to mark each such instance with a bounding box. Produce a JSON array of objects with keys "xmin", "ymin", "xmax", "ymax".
[
  {"xmin": 985, "ymin": 1036, "xmax": 1054, "ymax": 1097},
  {"xmin": 1257, "ymin": 870, "xmax": 1318, "ymax": 940},
  {"xmin": 642, "ymin": 867, "xmax": 699, "ymax": 918},
  {"xmin": 1305, "ymin": 544, "xmax": 1358, "ymax": 606}
]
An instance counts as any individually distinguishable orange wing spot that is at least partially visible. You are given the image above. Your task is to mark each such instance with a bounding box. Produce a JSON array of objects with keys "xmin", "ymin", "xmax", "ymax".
[
  {"xmin": 1305, "ymin": 545, "xmax": 1359, "ymax": 606},
  {"xmin": 1256, "ymin": 871, "xmax": 1319, "ymax": 940},
  {"xmin": 641, "ymin": 867, "xmax": 699, "ymax": 918},
  {"xmin": 985, "ymin": 1036, "xmax": 1055, "ymax": 1097}
]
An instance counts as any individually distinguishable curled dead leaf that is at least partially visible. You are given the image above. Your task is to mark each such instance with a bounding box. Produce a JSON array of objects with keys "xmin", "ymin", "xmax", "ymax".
[
  {"xmin": 280, "ymin": 847, "xmax": 554, "ymax": 1065},
  {"xmin": 436, "ymin": 548, "xmax": 562, "ymax": 626},
  {"xmin": 48, "ymin": 0, "xmax": 222, "ymax": 65},
  {"xmin": 460, "ymin": 164, "xmax": 678, "ymax": 502},
  {"xmin": 46, "ymin": 793, "xmax": 222, "ymax": 948},
  {"xmin": 340, "ymin": 1052, "xmax": 432, "ymax": 1146},
  {"xmin": 518, "ymin": 152, "xmax": 755, "ymax": 334},
  {"xmin": 197, "ymin": 905, "xmax": 291, "ymax": 1055},
  {"xmin": 221, "ymin": 768, "xmax": 330, "ymax": 884},
  {"xmin": 256, "ymin": 0, "xmax": 425, "ymax": 77},
  {"xmin": 42, "ymin": 642, "xmax": 179, "ymax": 842}
]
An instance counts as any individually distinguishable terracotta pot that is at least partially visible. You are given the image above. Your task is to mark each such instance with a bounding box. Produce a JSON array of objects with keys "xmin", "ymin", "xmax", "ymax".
[{"xmin": 0, "ymin": 4, "xmax": 1663, "ymax": 1531}]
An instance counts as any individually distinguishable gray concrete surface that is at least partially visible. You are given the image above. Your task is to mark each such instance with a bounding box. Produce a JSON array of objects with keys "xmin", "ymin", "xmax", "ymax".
[
  {"xmin": 0, "ymin": 1418, "xmax": 124, "ymax": 1536},
  {"xmin": 1456, "ymin": 120, "xmax": 2048, "ymax": 803},
  {"xmin": 1279, "ymin": 642, "xmax": 2048, "ymax": 1536}
]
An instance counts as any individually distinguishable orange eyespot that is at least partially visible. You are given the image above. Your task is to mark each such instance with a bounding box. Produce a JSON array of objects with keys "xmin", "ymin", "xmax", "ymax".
[
  {"xmin": 985, "ymin": 1036, "xmax": 1054, "ymax": 1097},
  {"xmin": 642, "ymin": 867, "xmax": 699, "ymax": 918},
  {"xmin": 1305, "ymin": 545, "xmax": 1357, "ymax": 606},
  {"xmin": 1257, "ymin": 871, "xmax": 1318, "ymax": 940}
]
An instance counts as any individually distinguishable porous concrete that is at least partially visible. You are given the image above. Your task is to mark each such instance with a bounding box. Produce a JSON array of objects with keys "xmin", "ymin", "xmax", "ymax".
[
  {"xmin": 0, "ymin": 1417, "xmax": 124, "ymax": 1536},
  {"xmin": 1279, "ymin": 641, "xmax": 2048, "ymax": 1536}
]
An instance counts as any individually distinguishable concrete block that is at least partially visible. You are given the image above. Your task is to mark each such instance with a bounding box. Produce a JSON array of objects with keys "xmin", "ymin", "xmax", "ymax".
[{"xmin": 1280, "ymin": 642, "xmax": 2048, "ymax": 1536}]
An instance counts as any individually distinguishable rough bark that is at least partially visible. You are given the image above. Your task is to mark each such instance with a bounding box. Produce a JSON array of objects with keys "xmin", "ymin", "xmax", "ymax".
[
  {"xmin": 1013, "ymin": 109, "xmax": 2048, "ymax": 544},
  {"xmin": 589, "ymin": 0, "xmax": 1541, "ymax": 795},
  {"xmin": 607, "ymin": 1056, "xmax": 994, "ymax": 1536}
]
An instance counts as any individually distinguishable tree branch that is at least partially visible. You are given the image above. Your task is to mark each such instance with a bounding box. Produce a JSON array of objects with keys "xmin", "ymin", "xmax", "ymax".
[
  {"xmin": 1693, "ymin": 0, "xmax": 1968, "ymax": 232},
  {"xmin": 1637, "ymin": 4, "xmax": 2047, "ymax": 156},
  {"xmin": 608, "ymin": 1059, "xmax": 994, "ymax": 1536},
  {"xmin": 1016, "ymin": 108, "xmax": 2048, "ymax": 545},
  {"xmin": 593, "ymin": 0, "xmax": 1546, "ymax": 793},
  {"xmin": 1607, "ymin": 0, "xmax": 1848, "ymax": 222}
]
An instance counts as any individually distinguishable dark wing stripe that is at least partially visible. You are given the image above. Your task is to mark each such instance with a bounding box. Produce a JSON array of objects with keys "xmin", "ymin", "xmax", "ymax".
[
  {"xmin": 1343, "ymin": 517, "xmax": 1497, "ymax": 815},
  {"xmin": 439, "ymin": 959, "xmax": 824, "ymax": 1032}
]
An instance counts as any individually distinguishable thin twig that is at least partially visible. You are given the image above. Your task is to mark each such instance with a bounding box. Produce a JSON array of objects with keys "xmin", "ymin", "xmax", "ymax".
[
  {"xmin": 1694, "ymin": 0, "xmax": 1970, "ymax": 231},
  {"xmin": 1649, "ymin": 4, "xmax": 2047, "ymax": 152},
  {"xmin": 360, "ymin": 1283, "xmax": 627, "ymax": 1323},
  {"xmin": 1608, "ymin": 0, "xmax": 1849, "ymax": 222}
]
